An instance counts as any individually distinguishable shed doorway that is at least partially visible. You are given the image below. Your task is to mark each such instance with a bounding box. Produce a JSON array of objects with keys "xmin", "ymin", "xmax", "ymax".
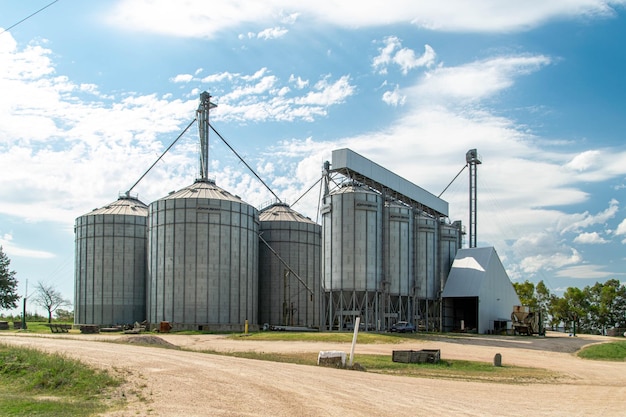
[{"xmin": 442, "ymin": 297, "xmax": 478, "ymax": 333}]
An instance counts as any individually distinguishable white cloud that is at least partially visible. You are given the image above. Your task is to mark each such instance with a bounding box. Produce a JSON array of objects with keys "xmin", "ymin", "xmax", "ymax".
[
  {"xmin": 381, "ymin": 85, "xmax": 406, "ymax": 106},
  {"xmin": 373, "ymin": 37, "xmax": 436, "ymax": 75},
  {"xmin": 105, "ymin": 0, "xmax": 624, "ymax": 37},
  {"xmin": 0, "ymin": 233, "xmax": 55, "ymax": 259},
  {"xmin": 171, "ymin": 74, "xmax": 194, "ymax": 83},
  {"xmin": 416, "ymin": 55, "xmax": 552, "ymax": 103},
  {"xmin": 565, "ymin": 150, "xmax": 601, "ymax": 171},
  {"xmin": 257, "ymin": 27, "xmax": 288, "ymax": 40},
  {"xmin": 520, "ymin": 248, "xmax": 583, "ymax": 274},
  {"xmin": 289, "ymin": 75, "xmax": 309, "ymax": 89},
  {"xmin": 559, "ymin": 199, "xmax": 619, "ymax": 234},
  {"xmin": 555, "ymin": 264, "xmax": 616, "ymax": 279},
  {"xmin": 615, "ymin": 218, "xmax": 626, "ymax": 240},
  {"xmin": 573, "ymin": 231, "xmax": 609, "ymax": 244}
]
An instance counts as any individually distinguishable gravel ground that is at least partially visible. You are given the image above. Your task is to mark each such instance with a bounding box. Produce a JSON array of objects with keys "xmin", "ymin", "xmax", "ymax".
[{"xmin": 1, "ymin": 331, "xmax": 624, "ymax": 417}]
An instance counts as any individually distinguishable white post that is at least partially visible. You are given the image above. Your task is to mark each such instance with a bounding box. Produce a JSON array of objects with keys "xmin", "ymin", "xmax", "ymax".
[{"xmin": 349, "ymin": 317, "xmax": 360, "ymax": 367}]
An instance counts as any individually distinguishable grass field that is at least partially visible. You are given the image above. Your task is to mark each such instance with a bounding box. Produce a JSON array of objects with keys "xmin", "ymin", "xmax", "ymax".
[{"xmin": 0, "ymin": 343, "xmax": 123, "ymax": 417}]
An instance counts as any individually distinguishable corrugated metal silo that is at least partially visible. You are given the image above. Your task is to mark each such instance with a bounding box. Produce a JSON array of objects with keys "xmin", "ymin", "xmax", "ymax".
[
  {"xmin": 74, "ymin": 195, "xmax": 148, "ymax": 326},
  {"xmin": 439, "ymin": 219, "xmax": 463, "ymax": 289},
  {"xmin": 383, "ymin": 202, "xmax": 413, "ymax": 322},
  {"xmin": 258, "ymin": 203, "xmax": 321, "ymax": 328},
  {"xmin": 147, "ymin": 179, "xmax": 258, "ymax": 331},
  {"xmin": 415, "ymin": 213, "xmax": 438, "ymax": 300},
  {"xmin": 322, "ymin": 183, "xmax": 382, "ymax": 330}
]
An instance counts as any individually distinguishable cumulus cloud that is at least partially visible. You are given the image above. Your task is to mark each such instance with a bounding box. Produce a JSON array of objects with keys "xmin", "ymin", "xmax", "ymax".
[
  {"xmin": 257, "ymin": 27, "xmax": 289, "ymax": 40},
  {"xmin": 373, "ymin": 37, "xmax": 436, "ymax": 75},
  {"xmin": 382, "ymin": 85, "xmax": 406, "ymax": 106},
  {"xmin": 565, "ymin": 150, "xmax": 601, "ymax": 171},
  {"xmin": 573, "ymin": 232, "xmax": 609, "ymax": 244}
]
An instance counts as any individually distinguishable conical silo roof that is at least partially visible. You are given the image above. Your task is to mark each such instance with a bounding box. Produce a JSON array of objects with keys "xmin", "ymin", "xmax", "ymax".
[
  {"xmin": 259, "ymin": 203, "xmax": 316, "ymax": 224},
  {"xmin": 159, "ymin": 178, "xmax": 245, "ymax": 202},
  {"xmin": 85, "ymin": 196, "xmax": 148, "ymax": 216}
]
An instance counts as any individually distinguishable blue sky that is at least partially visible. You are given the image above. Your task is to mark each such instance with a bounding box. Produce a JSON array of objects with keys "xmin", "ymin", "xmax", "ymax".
[{"xmin": 1, "ymin": 0, "xmax": 626, "ymax": 314}]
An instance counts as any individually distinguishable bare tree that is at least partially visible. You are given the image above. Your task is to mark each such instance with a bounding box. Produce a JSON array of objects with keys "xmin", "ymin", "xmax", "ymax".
[{"xmin": 33, "ymin": 281, "xmax": 71, "ymax": 323}]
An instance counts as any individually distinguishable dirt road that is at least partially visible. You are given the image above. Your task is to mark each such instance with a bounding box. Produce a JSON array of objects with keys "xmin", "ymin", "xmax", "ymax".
[{"xmin": 1, "ymin": 332, "xmax": 624, "ymax": 416}]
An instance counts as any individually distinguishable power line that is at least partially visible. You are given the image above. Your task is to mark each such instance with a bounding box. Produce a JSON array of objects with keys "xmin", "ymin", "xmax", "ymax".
[{"xmin": 0, "ymin": 0, "xmax": 60, "ymax": 36}]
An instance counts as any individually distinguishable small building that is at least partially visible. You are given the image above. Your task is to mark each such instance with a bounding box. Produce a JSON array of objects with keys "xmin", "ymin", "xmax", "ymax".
[{"xmin": 442, "ymin": 247, "xmax": 520, "ymax": 334}]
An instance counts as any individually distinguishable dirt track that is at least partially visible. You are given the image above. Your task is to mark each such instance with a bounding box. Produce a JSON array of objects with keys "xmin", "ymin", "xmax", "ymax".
[{"xmin": 1, "ymin": 331, "xmax": 624, "ymax": 416}]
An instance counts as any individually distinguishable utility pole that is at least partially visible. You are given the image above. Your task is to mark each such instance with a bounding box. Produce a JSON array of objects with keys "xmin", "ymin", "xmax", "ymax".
[{"xmin": 21, "ymin": 279, "xmax": 28, "ymax": 330}]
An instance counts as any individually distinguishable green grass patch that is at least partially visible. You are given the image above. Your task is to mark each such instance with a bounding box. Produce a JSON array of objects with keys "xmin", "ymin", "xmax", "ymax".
[
  {"xmin": 230, "ymin": 331, "xmax": 421, "ymax": 344},
  {"xmin": 578, "ymin": 340, "xmax": 626, "ymax": 361},
  {"xmin": 195, "ymin": 348, "xmax": 560, "ymax": 384},
  {"xmin": 0, "ymin": 321, "xmax": 75, "ymax": 334},
  {"xmin": 0, "ymin": 343, "xmax": 123, "ymax": 416}
]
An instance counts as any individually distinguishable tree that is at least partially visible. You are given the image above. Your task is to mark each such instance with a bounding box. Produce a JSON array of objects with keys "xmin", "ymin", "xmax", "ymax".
[
  {"xmin": 535, "ymin": 280, "xmax": 556, "ymax": 330},
  {"xmin": 54, "ymin": 308, "xmax": 74, "ymax": 322},
  {"xmin": 586, "ymin": 279, "xmax": 626, "ymax": 333},
  {"xmin": 512, "ymin": 280, "xmax": 538, "ymax": 309},
  {"xmin": 0, "ymin": 246, "xmax": 20, "ymax": 310},
  {"xmin": 562, "ymin": 287, "xmax": 589, "ymax": 334},
  {"xmin": 32, "ymin": 281, "xmax": 71, "ymax": 323}
]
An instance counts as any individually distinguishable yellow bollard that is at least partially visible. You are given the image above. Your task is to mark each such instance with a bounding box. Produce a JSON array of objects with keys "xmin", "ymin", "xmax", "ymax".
[{"xmin": 245, "ymin": 319, "xmax": 249, "ymax": 334}]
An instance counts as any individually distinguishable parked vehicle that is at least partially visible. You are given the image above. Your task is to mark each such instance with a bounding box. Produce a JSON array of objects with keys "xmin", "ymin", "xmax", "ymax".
[{"xmin": 390, "ymin": 321, "xmax": 416, "ymax": 333}]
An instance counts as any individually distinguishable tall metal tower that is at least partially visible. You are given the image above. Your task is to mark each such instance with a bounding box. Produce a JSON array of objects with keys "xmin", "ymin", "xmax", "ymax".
[
  {"xmin": 197, "ymin": 91, "xmax": 217, "ymax": 180},
  {"xmin": 466, "ymin": 149, "xmax": 482, "ymax": 248}
]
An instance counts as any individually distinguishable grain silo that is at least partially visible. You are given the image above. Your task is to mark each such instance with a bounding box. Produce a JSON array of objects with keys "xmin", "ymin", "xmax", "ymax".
[
  {"xmin": 74, "ymin": 195, "xmax": 148, "ymax": 326},
  {"xmin": 322, "ymin": 148, "xmax": 460, "ymax": 331},
  {"xmin": 439, "ymin": 219, "xmax": 463, "ymax": 289},
  {"xmin": 258, "ymin": 202, "xmax": 321, "ymax": 328},
  {"xmin": 322, "ymin": 182, "xmax": 383, "ymax": 330},
  {"xmin": 146, "ymin": 179, "xmax": 258, "ymax": 331},
  {"xmin": 383, "ymin": 202, "xmax": 413, "ymax": 323},
  {"xmin": 415, "ymin": 213, "xmax": 438, "ymax": 300}
]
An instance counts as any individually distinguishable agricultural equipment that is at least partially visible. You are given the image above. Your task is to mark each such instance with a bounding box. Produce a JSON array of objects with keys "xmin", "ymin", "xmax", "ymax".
[{"xmin": 511, "ymin": 305, "xmax": 544, "ymax": 336}]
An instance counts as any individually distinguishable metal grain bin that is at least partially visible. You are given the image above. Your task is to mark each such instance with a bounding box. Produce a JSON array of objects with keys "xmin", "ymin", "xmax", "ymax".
[
  {"xmin": 322, "ymin": 183, "xmax": 382, "ymax": 330},
  {"xmin": 415, "ymin": 213, "xmax": 438, "ymax": 300},
  {"xmin": 258, "ymin": 203, "xmax": 321, "ymax": 328},
  {"xmin": 384, "ymin": 202, "xmax": 414, "ymax": 323},
  {"xmin": 439, "ymin": 220, "xmax": 463, "ymax": 289},
  {"xmin": 74, "ymin": 195, "xmax": 148, "ymax": 326},
  {"xmin": 147, "ymin": 179, "xmax": 258, "ymax": 331}
]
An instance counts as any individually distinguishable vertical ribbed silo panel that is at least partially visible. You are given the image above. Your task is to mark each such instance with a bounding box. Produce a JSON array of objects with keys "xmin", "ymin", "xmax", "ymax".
[
  {"xmin": 162, "ymin": 200, "xmax": 173, "ymax": 322},
  {"xmin": 247, "ymin": 206, "xmax": 254, "ymax": 325},
  {"xmin": 129, "ymin": 216, "xmax": 148, "ymax": 322},
  {"xmin": 186, "ymin": 201, "xmax": 198, "ymax": 324},
  {"xmin": 196, "ymin": 204, "xmax": 209, "ymax": 324},
  {"xmin": 74, "ymin": 217, "xmax": 83, "ymax": 324},
  {"xmin": 218, "ymin": 202, "xmax": 228, "ymax": 324},
  {"xmin": 73, "ymin": 218, "xmax": 80, "ymax": 324},
  {"xmin": 171, "ymin": 199, "xmax": 183, "ymax": 323},
  {"xmin": 87, "ymin": 216, "xmax": 96, "ymax": 324},
  {"xmin": 207, "ymin": 211, "xmax": 219, "ymax": 323},
  {"xmin": 147, "ymin": 203, "xmax": 155, "ymax": 323},
  {"xmin": 229, "ymin": 202, "xmax": 239, "ymax": 324},
  {"xmin": 92, "ymin": 216, "xmax": 103, "ymax": 325},
  {"xmin": 151, "ymin": 202, "xmax": 159, "ymax": 323}
]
